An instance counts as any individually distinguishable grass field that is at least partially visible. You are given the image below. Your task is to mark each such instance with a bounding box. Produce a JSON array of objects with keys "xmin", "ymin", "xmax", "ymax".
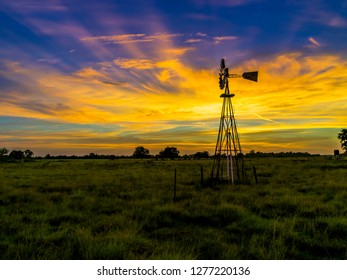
[{"xmin": 1, "ymin": 157, "xmax": 347, "ymax": 259}]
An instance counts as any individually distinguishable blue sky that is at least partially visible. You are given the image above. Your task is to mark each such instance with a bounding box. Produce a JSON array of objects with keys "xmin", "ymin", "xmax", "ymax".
[{"xmin": 1, "ymin": 0, "xmax": 347, "ymax": 155}]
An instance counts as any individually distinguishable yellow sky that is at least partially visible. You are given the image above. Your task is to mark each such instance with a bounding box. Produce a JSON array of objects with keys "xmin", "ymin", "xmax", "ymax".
[{"xmin": 1, "ymin": 51, "xmax": 347, "ymax": 155}]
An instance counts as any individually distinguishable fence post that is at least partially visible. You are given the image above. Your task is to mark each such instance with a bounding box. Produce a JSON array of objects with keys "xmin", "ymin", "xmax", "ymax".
[
  {"xmin": 173, "ymin": 168, "xmax": 177, "ymax": 201},
  {"xmin": 253, "ymin": 166, "xmax": 258, "ymax": 184},
  {"xmin": 200, "ymin": 165, "xmax": 204, "ymax": 188}
]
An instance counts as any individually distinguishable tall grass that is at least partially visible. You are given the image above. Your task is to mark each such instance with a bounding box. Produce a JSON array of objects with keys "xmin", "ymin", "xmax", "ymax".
[{"xmin": 0, "ymin": 157, "xmax": 346, "ymax": 259}]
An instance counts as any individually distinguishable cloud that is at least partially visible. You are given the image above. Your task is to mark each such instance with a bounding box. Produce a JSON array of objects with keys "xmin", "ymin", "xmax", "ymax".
[
  {"xmin": 74, "ymin": 67, "xmax": 113, "ymax": 80},
  {"xmin": 156, "ymin": 69, "xmax": 174, "ymax": 83},
  {"xmin": 81, "ymin": 34, "xmax": 149, "ymax": 44},
  {"xmin": 81, "ymin": 33, "xmax": 183, "ymax": 44},
  {"xmin": 114, "ymin": 58, "xmax": 158, "ymax": 70},
  {"xmin": 9, "ymin": 100, "xmax": 72, "ymax": 116},
  {"xmin": 147, "ymin": 33, "xmax": 183, "ymax": 41},
  {"xmin": 1, "ymin": 49, "xmax": 347, "ymax": 155},
  {"xmin": 2, "ymin": 0, "xmax": 68, "ymax": 13},
  {"xmin": 186, "ymin": 13, "xmax": 217, "ymax": 21},
  {"xmin": 101, "ymin": 80, "xmax": 128, "ymax": 87},
  {"xmin": 163, "ymin": 47, "xmax": 195, "ymax": 56},
  {"xmin": 214, "ymin": 36, "xmax": 238, "ymax": 44},
  {"xmin": 289, "ymin": 1, "xmax": 347, "ymax": 31},
  {"xmin": 185, "ymin": 39, "xmax": 202, "ymax": 43},
  {"xmin": 197, "ymin": 32, "xmax": 207, "ymax": 37},
  {"xmin": 191, "ymin": 0, "xmax": 258, "ymax": 7},
  {"xmin": 308, "ymin": 37, "xmax": 321, "ymax": 47},
  {"xmin": 241, "ymin": 128, "xmax": 340, "ymax": 154},
  {"xmin": 328, "ymin": 16, "xmax": 347, "ymax": 27},
  {"xmin": 37, "ymin": 58, "xmax": 61, "ymax": 64}
]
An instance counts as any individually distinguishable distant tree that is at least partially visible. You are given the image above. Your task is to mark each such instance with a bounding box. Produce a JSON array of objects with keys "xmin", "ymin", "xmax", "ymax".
[
  {"xmin": 182, "ymin": 154, "xmax": 193, "ymax": 160},
  {"xmin": 194, "ymin": 151, "xmax": 209, "ymax": 159},
  {"xmin": 159, "ymin": 146, "xmax": 180, "ymax": 159},
  {"xmin": 133, "ymin": 146, "xmax": 150, "ymax": 158},
  {"xmin": 338, "ymin": 129, "xmax": 347, "ymax": 152},
  {"xmin": 45, "ymin": 154, "xmax": 51, "ymax": 159},
  {"xmin": 9, "ymin": 150, "xmax": 24, "ymax": 160},
  {"xmin": 24, "ymin": 149, "xmax": 34, "ymax": 159},
  {"xmin": 88, "ymin": 152, "xmax": 99, "ymax": 159},
  {"xmin": 0, "ymin": 148, "xmax": 9, "ymax": 157}
]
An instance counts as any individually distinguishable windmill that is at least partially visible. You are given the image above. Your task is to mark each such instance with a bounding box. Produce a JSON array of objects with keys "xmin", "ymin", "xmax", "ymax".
[{"xmin": 211, "ymin": 58, "xmax": 258, "ymax": 184}]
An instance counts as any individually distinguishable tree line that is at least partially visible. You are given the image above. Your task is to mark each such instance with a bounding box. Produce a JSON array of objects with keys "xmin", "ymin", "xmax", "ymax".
[
  {"xmin": 0, "ymin": 146, "xmax": 207, "ymax": 161},
  {"xmin": 1, "ymin": 129, "xmax": 346, "ymax": 161},
  {"xmin": 0, "ymin": 145, "xmax": 336, "ymax": 161},
  {"xmin": 0, "ymin": 146, "xmax": 212, "ymax": 160},
  {"xmin": 0, "ymin": 148, "xmax": 34, "ymax": 160}
]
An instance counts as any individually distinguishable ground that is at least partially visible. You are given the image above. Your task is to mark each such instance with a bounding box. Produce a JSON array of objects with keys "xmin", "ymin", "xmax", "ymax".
[{"xmin": 1, "ymin": 157, "xmax": 346, "ymax": 259}]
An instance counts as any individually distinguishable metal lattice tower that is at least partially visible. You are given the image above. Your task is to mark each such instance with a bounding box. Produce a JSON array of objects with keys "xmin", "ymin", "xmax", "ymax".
[{"xmin": 211, "ymin": 59, "xmax": 258, "ymax": 184}]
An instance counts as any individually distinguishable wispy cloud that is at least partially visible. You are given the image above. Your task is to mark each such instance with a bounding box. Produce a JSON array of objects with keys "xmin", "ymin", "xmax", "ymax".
[
  {"xmin": 192, "ymin": 0, "xmax": 258, "ymax": 7},
  {"xmin": 81, "ymin": 33, "xmax": 183, "ymax": 44},
  {"xmin": 37, "ymin": 58, "xmax": 61, "ymax": 64},
  {"xmin": 327, "ymin": 16, "xmax": 347, "ymax": 27},
  {"xmin": 214, "ymin": 35, "xmax": 238, "ymax": 44},
  {"xmin": 186, "ymin": 13, "xmax": 217, "ymax": 21},
  {"xmin": 81, "ymin": 34, "xmax": 149, "ymax": 44},
  {"xmin": 2, "ymin": 0, "xmax": 68, "ymax": 13},
  {"xmin": 114, "ymin": 58, "xmax": 158, "ymax": 70},
  {"xmin": 185, "ymin": 39, "xmax": 202, "ymax": 43},
  {"xmin": 197, "ymin": 32, "xmax": 207, "ymax": 37},
  {"xmin": 163, "ymin": 47, "xmax": 195, "ymax": 56},
  {"xmin": 308, "ymin": 37, "xmax": 321, "ymax": 47},
  {"xmin": 289, "ymin": 1, "xmax": 347, "ymax": 31},
  {"xmin": 148, "ymin": 33, "xmax": 183, "ymax": 40}
]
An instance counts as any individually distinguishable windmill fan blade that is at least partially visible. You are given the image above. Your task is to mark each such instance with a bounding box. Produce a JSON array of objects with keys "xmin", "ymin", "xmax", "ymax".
[
  {"xmin": 242, "ymin": 71, "xmax": 258, "ymax": 82},
  {"xmin": 220, "ymin": 59, "xmax": 225, "ymax": 70},
  {"xmin": 219, "ymin": 75, "xmax": 225, "ymax": 89}
]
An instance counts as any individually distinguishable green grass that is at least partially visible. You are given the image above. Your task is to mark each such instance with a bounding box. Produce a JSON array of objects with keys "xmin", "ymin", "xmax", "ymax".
[{"xmin": 1, "ymin": 157, "xmax": 347, "ymax": 259}]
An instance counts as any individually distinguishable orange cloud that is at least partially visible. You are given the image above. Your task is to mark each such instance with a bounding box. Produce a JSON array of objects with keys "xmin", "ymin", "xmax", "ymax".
[{"xmin": 114, "ymin": 58, "xmax": 158, "ymax": 70}]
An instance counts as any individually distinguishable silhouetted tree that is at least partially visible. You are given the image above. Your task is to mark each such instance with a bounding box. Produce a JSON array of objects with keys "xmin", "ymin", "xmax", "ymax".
[
  {"xmin": 24, "ymin": 149, "xmax": 34, "ymax": 159},
  {"xmin": 0, "ymin": 147, "xmax": 9, "ymax": 157},
  {"xmin": 194, "ymin": 151, "xmax": 209, "ymax": 159},
  {"xmin": 338, "ymin": 129, "xmax": 347, "ymax": 152},
  {"xmin": 182, "ymin": 154, "xmax": 193, "ymax": 160},
  {"xmin": 9, "ymin": 150, "xmax": 24, "ymax": 160},
  {"xmin": 88, "ymin": 152, "xmax": 99, "ymax": 159},
  {"xmin": 133, "ymin": 146, "xmax": 150, "ymax": 158},
  {"xmin": 159, "ymin": 146, "xmax": 180, "ymax": 159}
]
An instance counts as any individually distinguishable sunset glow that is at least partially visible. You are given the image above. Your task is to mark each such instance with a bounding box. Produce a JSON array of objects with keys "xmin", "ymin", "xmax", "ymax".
[{"xmin": 1, "ymin": 0, "xmax": 347, "ymax": 155}]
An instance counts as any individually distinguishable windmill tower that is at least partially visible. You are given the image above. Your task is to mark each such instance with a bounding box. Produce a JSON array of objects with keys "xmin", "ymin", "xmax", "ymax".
[{"xmin": 211, "ymin": 59, "xmax": 258, "ymax": 184}]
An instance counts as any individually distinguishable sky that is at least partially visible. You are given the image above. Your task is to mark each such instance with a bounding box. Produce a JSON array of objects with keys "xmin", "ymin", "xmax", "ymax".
[{"xmin": 1, "ymin": 0, "xmax": 347, "ymax": 156}]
